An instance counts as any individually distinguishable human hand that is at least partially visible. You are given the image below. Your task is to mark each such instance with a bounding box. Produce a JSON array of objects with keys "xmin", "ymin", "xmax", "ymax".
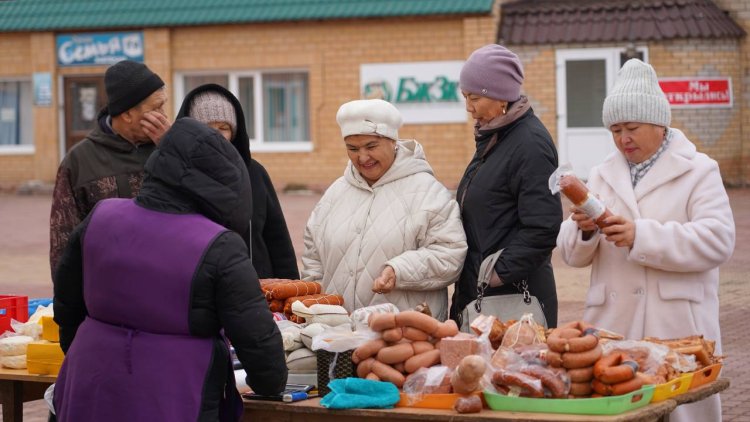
[
  {"xmin": 372, "ymin": 266, "xmax": 396, "ymax": 294},
  {"xmin": 569, "ymin": 205, "xmax": 599, "ymax": 235},
  {"xmin": 601, "ymin": 215, "xmax": 635, "ymax": 248},
  {"xmin": 141, "ymin": 110, "xmax": 172, "ymax": 144}
]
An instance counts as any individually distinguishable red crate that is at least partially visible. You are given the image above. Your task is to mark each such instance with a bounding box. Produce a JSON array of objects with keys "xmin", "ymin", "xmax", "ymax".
[{"xmin": 0, "ymin": 295, "xmax": 29, "ymax": 334}]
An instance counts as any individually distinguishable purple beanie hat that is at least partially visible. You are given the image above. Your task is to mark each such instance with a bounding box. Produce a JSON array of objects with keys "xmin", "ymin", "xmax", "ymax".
[{"xmin": 460, "ymin": 44, "xmax": 524, "ymax": 101}]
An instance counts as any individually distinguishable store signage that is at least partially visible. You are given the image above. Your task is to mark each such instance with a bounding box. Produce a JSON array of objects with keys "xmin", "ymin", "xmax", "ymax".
[
  {"xmin": 658, "ymin": 77, "xmax": 732, "ymax": 108},
  {"xmin": 33, "ymin": 72, "xmax": 53, "ymax": 106},
  {"xmin": 56, "ymin": 32, "xmax": 144, "ymax": 66},
  {"xmin": 361, "ymin": 61, "xmax": 466, "ymax": 124}
]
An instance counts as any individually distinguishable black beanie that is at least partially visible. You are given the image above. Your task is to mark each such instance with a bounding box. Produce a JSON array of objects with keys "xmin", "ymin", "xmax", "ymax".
[{"xmin": 105, "ymin": 60, "xmax": 165, "ymax": 116}]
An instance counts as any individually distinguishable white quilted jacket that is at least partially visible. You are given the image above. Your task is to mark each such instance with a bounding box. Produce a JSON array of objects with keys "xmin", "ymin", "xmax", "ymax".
[{"xmin": 302, "ymin": 140, "xmax": 467, "ymax": 321}]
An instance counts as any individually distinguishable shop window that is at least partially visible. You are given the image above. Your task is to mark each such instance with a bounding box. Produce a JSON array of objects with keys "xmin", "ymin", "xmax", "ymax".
[
  {"xmin": 176, "ymin": 71, "xmax": 311, "ymax": 152},
  {"xmin": 0, "ymin": 80, "xmax": 34, "ymax": 151},
  {"xmin": 565, "ymin": 60, "xmax": 607, "ymax": 128}
]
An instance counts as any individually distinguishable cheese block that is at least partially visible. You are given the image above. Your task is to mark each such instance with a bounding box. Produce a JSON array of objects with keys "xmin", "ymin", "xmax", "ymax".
[
  {"xmin": 0, "ymin": 335, "xmax": 34, "ymax": 356},
  {"xmin": 42, "ymin": 316, "xmax": 60, "ymax": 342},
  {"xmin": 26, "ymin": 341, "xmax": 64, "ymax": 375}
]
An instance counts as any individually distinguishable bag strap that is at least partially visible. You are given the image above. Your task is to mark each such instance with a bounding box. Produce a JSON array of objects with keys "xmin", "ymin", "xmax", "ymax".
[{"xmin": 474, "ymin": 249, "xmax": 532, "ymax": 313}]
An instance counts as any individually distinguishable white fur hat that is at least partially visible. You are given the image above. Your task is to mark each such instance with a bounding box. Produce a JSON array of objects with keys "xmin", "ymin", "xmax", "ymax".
[
  {"xmin": 336, "ymin": 99, "xmax": 402, "ymax": 141},
  {"xmin": 602, "ymin": 59, "xmax": 671, "ymax": 128}
]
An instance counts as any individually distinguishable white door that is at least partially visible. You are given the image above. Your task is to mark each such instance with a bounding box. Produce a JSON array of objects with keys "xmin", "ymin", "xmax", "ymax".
[{"xmin": 555, "ymin": 48, "xmax": 646, "ymax": 179}]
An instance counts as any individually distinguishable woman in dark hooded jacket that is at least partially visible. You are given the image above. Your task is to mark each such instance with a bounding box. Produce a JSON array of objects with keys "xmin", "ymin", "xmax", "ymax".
[
  {"xmin": 53, "ymin": 118, "xmax": 287, "ymax": 422},
  {"xmin": 177, "ymin": 84, "xmax": 299, "ymax": 280},
  {"xmin": 450, "ymin": 44, "xmax": 562, "ymax": 329}
]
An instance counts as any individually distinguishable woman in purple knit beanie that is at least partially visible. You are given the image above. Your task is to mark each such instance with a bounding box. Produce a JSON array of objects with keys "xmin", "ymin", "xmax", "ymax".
[{"xmin": 449, "ymin": 44, "xmax": 563, "ymax": 330}]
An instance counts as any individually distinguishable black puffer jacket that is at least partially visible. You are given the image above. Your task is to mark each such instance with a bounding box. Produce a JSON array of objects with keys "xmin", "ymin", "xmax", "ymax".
[
  {"xmin": 450, "ymin": 101, "xmax": 562, "ymax": 328},
  {"xmin": 177, "ymin": 84, "xmax": 299, "ymax": 279},
  {"xmin": 54, "ymin": 119, "xmax": 288, "ymax": 403}
]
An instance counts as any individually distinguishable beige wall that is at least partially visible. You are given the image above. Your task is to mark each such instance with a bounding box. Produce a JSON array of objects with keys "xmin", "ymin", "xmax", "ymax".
[
  {"xmin": 0, "ymin": 15, "xmax": 497, "ymax": 191},
  {"xmin": 511, "ymin": 38, "xmax": 745, "ymax": 186},
  {"xmin": 3, "ymin": 3, "xmax": 749, "ymax": 189}
]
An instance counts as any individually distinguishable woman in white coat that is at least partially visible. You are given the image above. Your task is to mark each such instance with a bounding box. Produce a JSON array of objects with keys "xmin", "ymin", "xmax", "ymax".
[
  {"xmin": 302, "ymin": 99, "xmax": 467, "ymax": 321},
  {"xmin": 557, "ymin": 59, "xmax": 735, "ymax": 421}
]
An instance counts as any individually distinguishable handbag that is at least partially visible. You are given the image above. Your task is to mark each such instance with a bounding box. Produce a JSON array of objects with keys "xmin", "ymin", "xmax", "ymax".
[{"xmin": 459, "ymin": 249, "xmax": 547, "ymax": 332}]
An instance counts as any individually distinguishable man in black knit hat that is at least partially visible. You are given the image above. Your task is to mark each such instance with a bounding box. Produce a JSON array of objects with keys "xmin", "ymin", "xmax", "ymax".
[{"xmin": 49, "ymin": 60, "xmax": 172, "ymax": 275}]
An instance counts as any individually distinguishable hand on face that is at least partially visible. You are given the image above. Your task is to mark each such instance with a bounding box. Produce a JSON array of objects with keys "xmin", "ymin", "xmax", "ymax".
[
  {"xmin": 141, "ymin": 110, "xmax": 171, "ymax": 144},
  {"xmin": 600, "ymin": 215, "xmax": 635, "ymax": 248},
  {"xmin": 372, "ymin": 265, "xmax": 396, "ymax": 294}
]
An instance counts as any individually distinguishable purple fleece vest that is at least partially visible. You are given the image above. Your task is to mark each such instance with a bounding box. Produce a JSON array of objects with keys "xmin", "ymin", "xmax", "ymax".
[{"xmin": 54, "ymin": 198, "xmax": 235, "ymax": 421}]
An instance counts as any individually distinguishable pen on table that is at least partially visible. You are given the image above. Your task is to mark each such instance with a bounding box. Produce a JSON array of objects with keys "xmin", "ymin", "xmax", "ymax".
[{"xmin": 283, "ymin": 391, "xmax": 308, "ymax": 402}]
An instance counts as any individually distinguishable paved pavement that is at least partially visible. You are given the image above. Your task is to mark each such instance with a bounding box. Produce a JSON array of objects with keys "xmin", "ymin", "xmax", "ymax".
[{"xmin": 1, "ymin": 189, "xmax": 748, "ymax": 421}]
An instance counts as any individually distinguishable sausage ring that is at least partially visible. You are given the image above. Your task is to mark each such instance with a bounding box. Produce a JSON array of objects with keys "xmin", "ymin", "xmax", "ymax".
[
  {"xmin": 594, "ymin": 352, "xmax": 639, "ymax": 384},
  {"xmin": 562, "ymin": 344, "xmax": 603, "ymax": 369}
]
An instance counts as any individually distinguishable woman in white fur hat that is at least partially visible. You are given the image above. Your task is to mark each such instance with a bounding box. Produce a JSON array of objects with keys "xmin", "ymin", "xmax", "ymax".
[
  {"xmin": 557, "ymin": 59, "xmax": 734, "ymax": 421},
  {"xmin": 301, "ymin": 99, "xmax": 467, "ymax": 321}
]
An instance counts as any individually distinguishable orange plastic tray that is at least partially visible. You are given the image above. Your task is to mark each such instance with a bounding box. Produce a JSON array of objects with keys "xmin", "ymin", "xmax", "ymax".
[
  {"xmin": 397, "ymin": 392, "xmax": 483, "ymax": 409},
  {"xmin": 651, "ymin": 372, "xmax": 693, "ymax": 403},
  {"xmin": 689, "ymin": 363, "xmax": 722, "ymax": 390}
]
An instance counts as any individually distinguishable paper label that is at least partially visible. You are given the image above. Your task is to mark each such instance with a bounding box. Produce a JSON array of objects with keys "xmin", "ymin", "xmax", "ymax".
[{"xmin": 578, "ymin": 194, "xmax": 606, "ymax": 220}]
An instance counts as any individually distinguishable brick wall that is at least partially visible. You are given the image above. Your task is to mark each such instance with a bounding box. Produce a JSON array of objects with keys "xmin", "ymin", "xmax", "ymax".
[
  {"xmin": 0, "ymin": 32, "xmax": 33, "ymax": 185},
  {"xmin": 170, "ymin": 16, "xmax": 496, "ymax": 190},
  {"xmin": 713, "ymin": 0, "xmax": 750, "ymax": 185},
  {"xmin": 511, "ymin": 38, "xmax": 745, "ymax": 186}
]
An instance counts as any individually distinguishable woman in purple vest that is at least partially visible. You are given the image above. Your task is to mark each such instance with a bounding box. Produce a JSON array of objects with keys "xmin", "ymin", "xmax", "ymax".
[{"xmin": 52, "ymin": 118, "xmax": 287, "ymax": 421}]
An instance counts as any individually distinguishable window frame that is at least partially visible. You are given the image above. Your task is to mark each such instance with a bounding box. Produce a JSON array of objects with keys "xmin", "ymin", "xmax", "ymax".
[
  {"xmin": 0, "ymin": 77, "xmax": 35, "ymax": 155},
  {"xmin": 174, "ymin": 69, "xmax": 312, "ymax": 153}
]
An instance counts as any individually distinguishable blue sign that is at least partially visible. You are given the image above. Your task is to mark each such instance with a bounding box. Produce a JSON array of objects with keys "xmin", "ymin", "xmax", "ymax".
[
  {"xmin": 33, "ymin": 72, "xmax": 52, "ymax": 106},
  {"xmin": 56, "ymin": 32, "xmax": 144, "ymax": 66}
]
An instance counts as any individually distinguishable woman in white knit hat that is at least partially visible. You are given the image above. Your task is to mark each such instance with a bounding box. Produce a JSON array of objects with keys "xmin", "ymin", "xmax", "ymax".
[
  {"xmin": 301, "ymin": 99, "xmax": 467, "ymax": 321},
  {"xmin": 176, "ymin": 84, "xmax": 299, "ymax": 280},
  {"xmin": 557, "ymin": 59, "xmax": 734, "ymax": 421}
]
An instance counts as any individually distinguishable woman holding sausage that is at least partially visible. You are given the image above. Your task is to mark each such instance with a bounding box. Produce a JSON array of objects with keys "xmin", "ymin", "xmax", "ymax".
[
  {"xmin": 557, "ymin": 59, "xmax": 735, "ymax": 421},
  {"xmin": 301, "ymin": 99, "xmax": 467, "ymax": 321},
  {"xmin": 449, "ymin": 44, "xmax": 563, "ymax": 328}
]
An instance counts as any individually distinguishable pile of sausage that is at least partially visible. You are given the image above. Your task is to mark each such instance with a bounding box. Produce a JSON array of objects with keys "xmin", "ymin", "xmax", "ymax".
[
  {"xmin": 591, "ymin": 352, "xmax": 647, "ymax": 396},
  {"xmin": 351, "ymin": 311, "xmax": 459, "ymax": 388},
  {"xmin": 259, "ymin": 279, "xmax": 343, "ymax": 322},
  {"xmin": 545, "ymin": 321, "xmax": 603, "ymax": 398}
]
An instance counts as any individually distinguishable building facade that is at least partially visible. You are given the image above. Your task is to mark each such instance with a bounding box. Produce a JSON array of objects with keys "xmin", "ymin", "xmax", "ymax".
[{"xmin": 1, "ymin": 0, "xmax": 748, "ymax": 191}]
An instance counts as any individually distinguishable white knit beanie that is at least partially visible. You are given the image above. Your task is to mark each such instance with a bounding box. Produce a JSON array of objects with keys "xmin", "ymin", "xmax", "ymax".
[
  {"xmin": 189, "ymin": 91, "xmax": 237, "ymax": 135},
  {"xmin": 336, "ymin": 99, "xmax": 402, "ymax": 141},
  {"xmin": 602, "ymin": 59, "xmax": 671, "ymax": 128}
]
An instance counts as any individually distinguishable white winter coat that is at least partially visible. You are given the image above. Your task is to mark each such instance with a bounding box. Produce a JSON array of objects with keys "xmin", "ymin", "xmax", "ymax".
[
  {"xmin": 302, "ymin": 140, "xmax": 467, "ymax": 321},
  {"xmin": 557, "ymin": 128, "xmax": 735, "ymax": 422}
]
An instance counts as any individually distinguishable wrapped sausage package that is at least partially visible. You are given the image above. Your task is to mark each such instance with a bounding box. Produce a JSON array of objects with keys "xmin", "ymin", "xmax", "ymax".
[
  {"xmin": 549, "ymin": 163, "xmax": 613, "ymax": 228},
  {"xmin": 402, "ymin": 365, "xmax": 451, "ymax": 405}
]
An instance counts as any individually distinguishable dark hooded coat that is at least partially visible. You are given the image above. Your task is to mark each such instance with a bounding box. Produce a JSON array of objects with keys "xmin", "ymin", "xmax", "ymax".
[
  {"xmin": 177, "ymin": 84, "xmax": 299, "ymax": 280},
  {"xmin": 53, "ymin": 119, "xmax": 287, "ymax": 421}
]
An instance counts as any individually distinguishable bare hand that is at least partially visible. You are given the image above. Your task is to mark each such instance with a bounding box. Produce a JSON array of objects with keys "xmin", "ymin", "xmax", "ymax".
[
  {"xmin": 372, "ymin": 266, "xmax": 396, "ymax": 294},
  {"xmin": 141, "ymin": 111, "xmax": 171, "ymax": 144},
  {"xmin": 601, "ymin": 215, "xmax": 635, "ymax": 248},
  {"xmin": 569, "ymin": 205, "xmax": 598, "ymax": 236}
]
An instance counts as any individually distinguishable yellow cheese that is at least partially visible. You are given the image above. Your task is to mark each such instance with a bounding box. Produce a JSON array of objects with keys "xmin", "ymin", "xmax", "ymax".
[
  {"xmin": 26, "ymin": 341, "xmax": 64, "ymax": 375},
  {"xmin": 41, "ymin": 316, "xmax": 59, "ymax": 342}
]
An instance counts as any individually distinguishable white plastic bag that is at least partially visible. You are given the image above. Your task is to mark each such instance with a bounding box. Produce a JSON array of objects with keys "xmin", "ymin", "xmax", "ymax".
[{"xmin": 310, "ymin": 324, "xmax": 376, "ymax": 353}]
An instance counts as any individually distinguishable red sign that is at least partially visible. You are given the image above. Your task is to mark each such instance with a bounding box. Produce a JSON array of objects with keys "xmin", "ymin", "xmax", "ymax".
[{"xmin": 658, "ymin": 78, "xmax": 732, "ymax": 108}]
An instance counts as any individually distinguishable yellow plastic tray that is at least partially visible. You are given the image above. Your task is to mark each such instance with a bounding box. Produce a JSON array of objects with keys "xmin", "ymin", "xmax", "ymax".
[
  {"xmin": 689, "ymin": 363, "xmax": 722, "ymax": 390},
  {"xmin": 651, "ymin": 372, "xmax": 693, "ymax": 402}
]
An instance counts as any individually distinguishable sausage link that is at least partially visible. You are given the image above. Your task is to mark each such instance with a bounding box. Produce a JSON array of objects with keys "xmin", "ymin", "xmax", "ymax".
[
  {"xmin": 404, "ymin": 349, "xmax": 441, "ymax": 374},
  {"xmin": 569, "ymin": 381, "xmax": 593, "ymax": 396},
  {"xmin": 394, "ymin": 310, "xmax": 439, "ymax": 334},
  {"xmin": 492, "ymin": 369, "xmax": 544, "ymax": 398},
  {"xmin": 547, "ymin": 327, "xmax": 582, "ymax": 353},
  {"xmin": 369, "ymin": 313, "xmax": 397, "ymax": 332},
  {"xmin": 454, "ymin": 395, "xmax": 483, "ymax": 414},
  {"xmin": 432, "ymin": 319, "xmax": 459, "ymax": 338},
  {"xmin": 371, "ymin": 360, "xmax": 406, "ymax": 387},
  {"xmin": 520, "ymin": 365, "xmax": 569, "ymax": 398},
  {"xmin": 594, "ymin": 352, "xmax": 638, "ymax": 384},
  {"xmin": 562, "ymin": 344, "xmax": 602, "ymax": 369},
  {"xmin": 402, "ymin": 326, "xmax": 430, "ymax": 342},
  {"xmin": 377, "ymin": 342, "xmax": 415, "ymax": 364},
  {"xmin": 567, "ymin": 366, "xmax": 594, "ymax": 383},
  {"xmin": 381, "ymin": 327, "xmax": 404, "ymax": 343},
  {"xmin": 352, "ymin": 338, "xmax": 387, "ymax": 364},
  {"xmin": 357, "ymin": 358, "xmax": 376, "ymax": 378}
]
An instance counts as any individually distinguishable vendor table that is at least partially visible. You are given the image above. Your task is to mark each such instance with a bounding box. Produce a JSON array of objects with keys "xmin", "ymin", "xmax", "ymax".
[
  {"xmin": 242, "ymin": 378, "xmax": 730, "ymax": 422},
  {"xmin": 0, "ymin": 368, "xmax": 55, "ymax": 422}
]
